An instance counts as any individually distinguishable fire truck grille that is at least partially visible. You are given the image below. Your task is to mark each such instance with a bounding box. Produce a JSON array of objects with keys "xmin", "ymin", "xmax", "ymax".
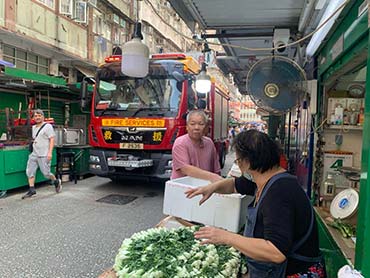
[{"xmin": 102, "ymin": 129, "xmax": 166, "ymax": 145}]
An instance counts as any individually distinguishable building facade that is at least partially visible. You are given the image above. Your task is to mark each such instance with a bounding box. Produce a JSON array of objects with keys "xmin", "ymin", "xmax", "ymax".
[{"xmin": 0, "ymin": 0, "xmax": 198, "ymax": 83}]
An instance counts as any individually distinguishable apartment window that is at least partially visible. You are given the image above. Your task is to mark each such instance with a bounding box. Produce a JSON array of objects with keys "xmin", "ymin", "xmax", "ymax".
[
  {"xmin": 75, "ymin": 1, "xmax": 87, "ymax": 23},
  {"xmin": 2, "ymin": 45, "xmax": 50, "ymax": 74},
  {"xmin": 120, "ymin": 18, "xmax": 126, "ymax": 28},
  {"xmin": 60, "ymin": 0, "xmax": 73, "ymax": 15},
  {"xmin": 102, "ymin": 21, "xmax": 111, "ymax": 40},
  {"xmin": 37, "ymin": 0, "xmax": 55, "ymax": 9},
  {"xmin": 112, "ymin": 27, "xmax": 120, "ymax": 45},
  {"xmin": 60, "ymin": 0, "xmax": 87, "ymax": 23},
  {"xmin": 93, "ymin": 12, "xmax": 103, "ymax": 34}
]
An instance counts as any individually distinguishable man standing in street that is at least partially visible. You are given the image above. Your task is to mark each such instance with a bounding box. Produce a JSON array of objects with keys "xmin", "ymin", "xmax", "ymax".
[
  {"xmin": 22, "ymin": 109, "xmax": 62, "ymax": 199},
  {"xmin": 171, "ymin": 110, "xmax": 222, "ymax": 182}
]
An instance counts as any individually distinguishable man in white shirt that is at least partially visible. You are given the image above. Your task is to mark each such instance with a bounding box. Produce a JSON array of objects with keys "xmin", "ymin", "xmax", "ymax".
[{"xmin": 22, "ymin": 109, "xmax": 62, "ymax": 199}]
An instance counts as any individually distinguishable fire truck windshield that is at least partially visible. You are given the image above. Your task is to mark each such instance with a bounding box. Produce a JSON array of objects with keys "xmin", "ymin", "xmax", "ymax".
[{"xmin": 95, "ymin": 76, "xmax": 182, "ymax": 117}]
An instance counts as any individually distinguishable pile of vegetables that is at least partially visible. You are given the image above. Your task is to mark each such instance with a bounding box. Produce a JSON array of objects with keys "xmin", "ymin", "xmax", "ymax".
[
  {"xmin": 328, "ymin": 219, "xmax": 356, "ymax": 238},
  {"xmin": 113, "ymin": 226, "xmax": 246, "ymax": 278}
]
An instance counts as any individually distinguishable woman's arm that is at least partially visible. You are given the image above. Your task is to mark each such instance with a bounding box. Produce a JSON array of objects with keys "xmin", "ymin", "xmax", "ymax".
[
  {"xmin": 185, "ymin": 178, "xmax": 236, "ymax": 205},
  {"xmin": 194, "ymin": 227, "xmax": 286, "ymax": 263}
]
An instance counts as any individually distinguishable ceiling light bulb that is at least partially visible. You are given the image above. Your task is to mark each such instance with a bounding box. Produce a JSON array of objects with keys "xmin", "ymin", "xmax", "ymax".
[{"xmin": 196, "ymin": 63, "xmax": 211, "ymax": 94}]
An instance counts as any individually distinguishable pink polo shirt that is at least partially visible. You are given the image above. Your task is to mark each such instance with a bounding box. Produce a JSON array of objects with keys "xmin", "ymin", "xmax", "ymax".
[{"xmin": 171, "ymin": 134, "xmax": 221, "ymax": 179}]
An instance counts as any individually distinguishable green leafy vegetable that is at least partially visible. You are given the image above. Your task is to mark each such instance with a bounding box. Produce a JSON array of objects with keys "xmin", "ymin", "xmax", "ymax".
[
  {"xmin": 113, "ymin": 226, "xmax": 246, "ymax": 278},
  {"xmin": 328, "ymin": 219, "xmax": 356, "ymax": 238}
]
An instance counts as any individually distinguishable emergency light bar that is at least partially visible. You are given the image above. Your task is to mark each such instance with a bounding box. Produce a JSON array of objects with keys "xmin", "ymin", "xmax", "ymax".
[
  {"xmin": 151, "ymin": 53, "xmax": 186, "ymax": 60},
  {"xmin": 105, "ymin": 55, "xmax": 122, "ymax": 63},
  {"xmin": 105, "ymin": 53, "xmax": 186, "ymax": 63}
]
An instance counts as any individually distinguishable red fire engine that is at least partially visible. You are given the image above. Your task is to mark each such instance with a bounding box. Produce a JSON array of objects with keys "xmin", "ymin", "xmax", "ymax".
[{"xmin": 81, "ymin": 53, "xmax": 229, "ymax": 181}]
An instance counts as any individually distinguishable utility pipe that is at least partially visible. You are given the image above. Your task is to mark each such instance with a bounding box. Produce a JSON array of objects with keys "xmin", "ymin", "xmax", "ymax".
[{"xmin": 298, "ymin": 0, "xmax": 318, "ymax": 32}]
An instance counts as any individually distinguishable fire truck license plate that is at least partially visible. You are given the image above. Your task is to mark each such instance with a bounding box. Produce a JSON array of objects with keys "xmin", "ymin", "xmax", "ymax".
[{"xmin": 119, "ymin": 143, "xmax": 144, "ymax": 149}]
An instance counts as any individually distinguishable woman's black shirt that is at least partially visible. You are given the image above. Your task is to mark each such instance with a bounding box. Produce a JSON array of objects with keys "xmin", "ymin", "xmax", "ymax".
[{"xmin": 235, "ymin": 176, "xmax": 320, "ymax": 275}]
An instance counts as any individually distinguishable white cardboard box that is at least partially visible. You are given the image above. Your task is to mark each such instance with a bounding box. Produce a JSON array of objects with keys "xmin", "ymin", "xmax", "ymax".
[{"xmin": 163, "ymin": 176, "xmax": 252, "ymax": 232}]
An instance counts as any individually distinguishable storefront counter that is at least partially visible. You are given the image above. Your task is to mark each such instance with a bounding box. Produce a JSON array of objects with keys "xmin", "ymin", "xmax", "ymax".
[
  {"xmin": 315, "ymin": 207, "xmax": 355, "ymax": 277},
  {"xmin": 0, "ymin": 146, "xmax": 56, "ymax": 195}
]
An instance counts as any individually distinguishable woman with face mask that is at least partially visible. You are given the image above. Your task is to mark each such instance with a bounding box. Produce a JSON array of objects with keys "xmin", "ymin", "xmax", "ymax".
[{"xmin": 185, "ymin": 130, "xmax": 326, "ymax": 278}]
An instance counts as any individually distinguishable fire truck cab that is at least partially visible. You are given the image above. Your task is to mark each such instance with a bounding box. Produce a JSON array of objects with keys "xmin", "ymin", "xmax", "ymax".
[{"xmin": 82, "ymin": 53, "xmax": 229, "ymax": 181}]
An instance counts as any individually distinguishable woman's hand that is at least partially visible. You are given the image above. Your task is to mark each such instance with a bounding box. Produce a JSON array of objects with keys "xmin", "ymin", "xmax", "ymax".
[
  {"xmin": 185, "ymin": 185, "xmax": 215, "ymax": 205},
  {"xmin": 194, "ymin": 226, "xmax": 232, "ymax": 245}
]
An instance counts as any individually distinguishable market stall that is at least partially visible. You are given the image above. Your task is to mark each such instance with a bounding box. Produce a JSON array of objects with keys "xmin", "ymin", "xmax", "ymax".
[
  {"xmin": 0, "ymin": 65, "xmax": 90, "ymax": 197},
  {"xmin": 312, "ymin": 0, "xmax": 370, "ymax": 276}
]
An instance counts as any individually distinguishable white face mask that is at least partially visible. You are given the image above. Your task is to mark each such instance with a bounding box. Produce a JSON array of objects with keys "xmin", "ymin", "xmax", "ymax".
[{"xmin": 243, "ymin": 172, "xmax": 255, "ymax": 182}]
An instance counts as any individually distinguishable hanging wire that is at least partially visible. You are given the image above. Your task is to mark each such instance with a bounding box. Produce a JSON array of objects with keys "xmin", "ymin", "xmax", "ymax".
[{"xmin": 144, "ymin": 0, "xmax": 350, "ymax": 52}]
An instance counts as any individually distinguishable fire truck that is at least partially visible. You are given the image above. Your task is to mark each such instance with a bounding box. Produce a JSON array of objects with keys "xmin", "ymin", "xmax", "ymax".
[{"xmin": 81, "ymin": 53, "xmax": 230, "ymax": 181}]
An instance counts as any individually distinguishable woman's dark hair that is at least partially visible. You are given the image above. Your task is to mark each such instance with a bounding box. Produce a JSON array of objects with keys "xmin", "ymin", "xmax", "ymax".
[{"xmin": 232, "ymin": 129, "xmax": 280, "ymax": 173}]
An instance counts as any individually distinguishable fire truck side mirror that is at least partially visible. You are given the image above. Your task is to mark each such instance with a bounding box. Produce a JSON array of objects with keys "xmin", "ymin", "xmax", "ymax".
[
  {"xmin": 172, "ymin": 71, "xmax": 185, "ymax": 82},
  {"xmin": 80, "ymin": 80, "xmax": 88, "ymax": 110},
  {"xmin": 80, "ymin": 77, "xmax": 94, "ymax": 112}
]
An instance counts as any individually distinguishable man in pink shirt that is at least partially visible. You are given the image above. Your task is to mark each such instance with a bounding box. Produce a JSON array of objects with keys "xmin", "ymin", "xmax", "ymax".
[{"xmin": 171, "ymin": 110, "xmax": 222, "ymax": 182}]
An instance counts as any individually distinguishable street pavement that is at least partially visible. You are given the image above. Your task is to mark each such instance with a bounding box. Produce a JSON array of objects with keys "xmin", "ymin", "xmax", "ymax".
[{"xmin": 0, "ymin": 151, "xmax": 236, "ymax": 278}]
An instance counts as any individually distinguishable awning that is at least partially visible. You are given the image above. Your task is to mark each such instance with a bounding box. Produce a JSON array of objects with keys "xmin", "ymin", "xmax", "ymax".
[
  {"xmin": 75, "ymin": 65, "xmax": 96, "ymax": 78},
  {"xmin": 1, "ymin": 66, "xmax": 67, "ymax": 87}
]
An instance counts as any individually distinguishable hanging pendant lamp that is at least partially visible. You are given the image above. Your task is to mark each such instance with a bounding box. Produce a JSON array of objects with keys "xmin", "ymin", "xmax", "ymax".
[
  {"xmin": 121, "ymin": 22, "xmax": 149, "ymax": 78},
  {"xmin": 195, "ymin": 63, "xmax": 211, "ymax": 94}
]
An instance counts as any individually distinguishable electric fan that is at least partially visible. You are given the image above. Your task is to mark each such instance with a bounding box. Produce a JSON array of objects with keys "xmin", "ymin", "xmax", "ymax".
[{"xmin": 246, "ymin": 56, "xmax": 306, "ymax": 114}]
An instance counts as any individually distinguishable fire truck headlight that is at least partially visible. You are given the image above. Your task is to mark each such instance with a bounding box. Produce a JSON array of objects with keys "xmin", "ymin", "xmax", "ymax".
[
  {"xmin": 167, "ymin": 160, "xmax": 173, "ymax": 167},
  {"xmin": 165, "ymin": 169, "xmax": 172, "ymax": 175},
  {"xmin": 89, "ymin": 155, "xmax": 100, "ymax": 163},
  {"xmin": 90, "ymin": 164, "xmax": 101, "ymax": 170}
]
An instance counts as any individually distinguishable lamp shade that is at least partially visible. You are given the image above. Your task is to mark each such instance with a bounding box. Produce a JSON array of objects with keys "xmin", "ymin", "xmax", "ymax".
[
  {"xmin": 195, "ymin": 70, "xmax": 211, "ymax": 94},
  {"xmin": 121, "ymin": 37, "xmax": 149, "ymax": 78}
]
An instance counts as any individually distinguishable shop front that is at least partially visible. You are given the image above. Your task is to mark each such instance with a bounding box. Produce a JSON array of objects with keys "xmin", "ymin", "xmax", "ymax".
[
  {"xmin": 0, "ymin": 65, "xmax": 90, "ymax": 197},
  {"xmin": 313, "ymin": 0, "xmax": 370, "ymax": 276}
]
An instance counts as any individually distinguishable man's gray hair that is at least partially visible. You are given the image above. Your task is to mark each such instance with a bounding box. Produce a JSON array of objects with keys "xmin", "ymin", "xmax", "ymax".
[
  {"xmin": 186, "ymin": 110, "xmax": 208, "ymax": 123},
  {"xmin": 33, "ymin": 109, "xmax": 44, "ymax": 117}
]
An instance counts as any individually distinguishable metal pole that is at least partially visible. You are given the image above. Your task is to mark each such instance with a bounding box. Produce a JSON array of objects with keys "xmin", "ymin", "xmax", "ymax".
[
  {"xmin": 306, "ymin": 116, "xmax": 314, "ymax": 199},
  {"xmin": 354, "ymin": 33, "xmax": 370, "ymax": 275},
  {"xmin": 286, "ymin": 112, "xmax": 292, "ymax": 159}
]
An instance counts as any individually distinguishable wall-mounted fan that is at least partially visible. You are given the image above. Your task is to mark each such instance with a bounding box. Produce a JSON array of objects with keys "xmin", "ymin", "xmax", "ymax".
[{"xmin": 246, "ymin": 56, "xmax": 306, "ymax": 114}]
